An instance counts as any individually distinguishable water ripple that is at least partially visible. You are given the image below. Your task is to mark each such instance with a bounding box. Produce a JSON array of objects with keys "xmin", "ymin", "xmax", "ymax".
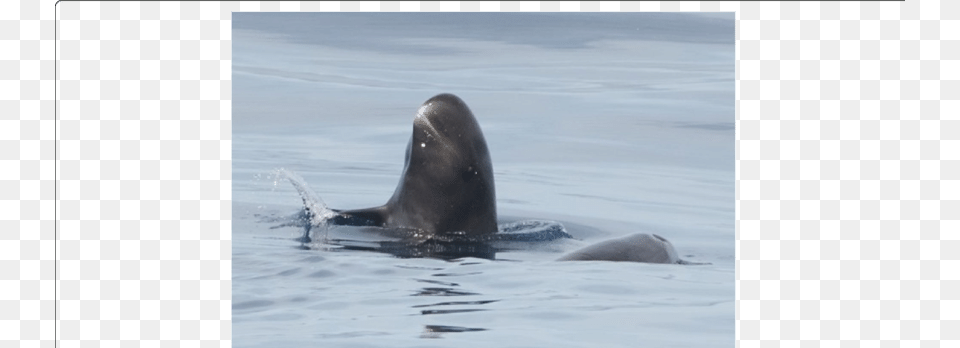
[{"xmin": 412, "ymin": 287, "xmax": 479, "ymax": 297}]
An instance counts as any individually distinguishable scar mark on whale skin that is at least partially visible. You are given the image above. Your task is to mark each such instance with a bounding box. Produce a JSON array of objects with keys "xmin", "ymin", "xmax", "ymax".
[{"xmin": 415, "ymin": 102, "xmax": 453, "ymax": 152}]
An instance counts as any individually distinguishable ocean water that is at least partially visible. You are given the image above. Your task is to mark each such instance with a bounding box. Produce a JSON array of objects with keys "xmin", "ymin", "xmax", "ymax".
[{"xmin": 232, "ymin": 13, "xmax": 735, "ymax": 347}]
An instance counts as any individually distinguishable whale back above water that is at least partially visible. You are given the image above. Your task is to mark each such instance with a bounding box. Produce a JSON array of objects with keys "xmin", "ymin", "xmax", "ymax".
[{"xmin": 334, "ymin": 93, "xmax": 498, "ymax": 236}]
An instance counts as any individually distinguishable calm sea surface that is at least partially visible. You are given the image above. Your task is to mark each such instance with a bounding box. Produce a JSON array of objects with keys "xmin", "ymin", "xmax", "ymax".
[{"xmin": 232, "ymin": 13, "xmax": 735, "ymax": 347}]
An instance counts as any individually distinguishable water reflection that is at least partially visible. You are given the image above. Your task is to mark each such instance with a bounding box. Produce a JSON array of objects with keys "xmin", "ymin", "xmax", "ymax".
[
  {"xmin": 431, "ymin": 272, "xmax": 483, "ymax": 277},
  {"xmin": 410, "ymin": 274, "xmax": 499, "ymax": 338},
  {"xmin": 290, "ymin": 217, "xmax": 573, "ymax": 261},
  {"xmin": 332, "ymin": 239, "xmax": 499, "ymax": 260},
  {"xmin": 420, "ymin": 308, "xmax": 488, "ymax": 315},
  {"xmin": 412, "ymin": 287, "xmax": 480, "ymax": 297},
  {"xmin": 412, "ymin": 299, "xmax": 500, "ymax": 308},
  {"xmin": 413, "ymin": 278, "xmax": 459, "ymax": 286},
  {"xmin": 420, "ymin": 325, "xmax": 487, "ymax": 339}
]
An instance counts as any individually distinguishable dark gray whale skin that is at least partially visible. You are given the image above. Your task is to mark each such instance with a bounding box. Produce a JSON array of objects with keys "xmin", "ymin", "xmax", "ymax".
[{"xmin": 334, "ymin": 93, "xmax": 498, "ymax": 237}]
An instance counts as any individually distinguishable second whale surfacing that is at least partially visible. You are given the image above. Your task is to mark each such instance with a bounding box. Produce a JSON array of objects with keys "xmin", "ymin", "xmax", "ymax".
[
  {"xmin": 559, "ymin": 233, "xmax": 679, "ymax": 264},
  {"xmin": 316, "ymin": 93, "xmax": 701, "ymax": 264}
]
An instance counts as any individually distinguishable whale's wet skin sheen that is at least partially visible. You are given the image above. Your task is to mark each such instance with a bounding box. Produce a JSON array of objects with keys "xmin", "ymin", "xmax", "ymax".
[
  {"xmin": 234, "ymin": 12, "xmax": 734, "ymax": 348},
  {"xmin": 333, "ymin": 94, "xmax": 499, "ymax": 237}
]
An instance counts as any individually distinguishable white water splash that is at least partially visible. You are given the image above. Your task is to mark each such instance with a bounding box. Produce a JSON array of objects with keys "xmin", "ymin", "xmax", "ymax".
[{"xmin": 273, "ymin": 168, "xmax": 337, "ymax": 227}]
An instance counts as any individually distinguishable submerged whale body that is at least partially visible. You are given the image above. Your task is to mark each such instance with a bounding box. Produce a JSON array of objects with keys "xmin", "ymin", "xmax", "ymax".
[
  {"xmin": 558, "ymin": 233, "xmax": 680, "ymax": 263},
  {"xmin": 318, "ymin": 93, "xmax": 701, "ymax": 264}
]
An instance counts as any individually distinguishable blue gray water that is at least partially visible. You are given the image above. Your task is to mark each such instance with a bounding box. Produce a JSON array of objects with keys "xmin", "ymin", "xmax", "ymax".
[{"xmin": 232, "ymin": 13, "xmax": 735, "ymax": 347}]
